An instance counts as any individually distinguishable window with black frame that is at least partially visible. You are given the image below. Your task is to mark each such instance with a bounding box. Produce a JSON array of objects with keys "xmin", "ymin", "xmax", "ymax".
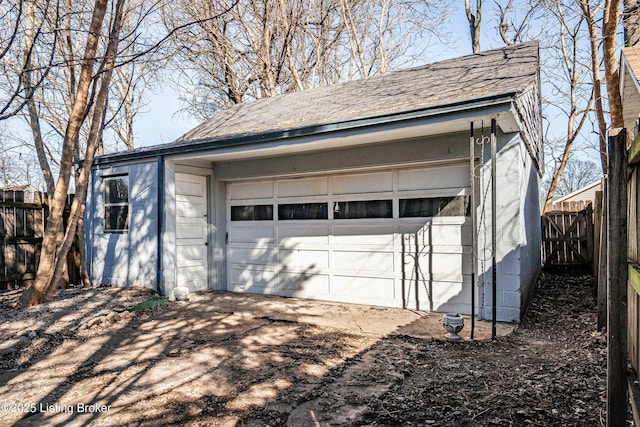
[
  {"xmin": 278, "ymin": 203, "xmax": 328, "ymax": 220},
  {"xmin": 333, "ymin": 200, "xmax": 392, "ymax": 219},
  {"xmin": 230, "ymin": 205, "xmax": 274, "ymax": 221},
  {"xmin": 104, "ymin": 176, "xmax": 129, "ymax": 232},
  {"xmin": 399, "ymin": 195, "xmax": 470, "ymax": 218}
]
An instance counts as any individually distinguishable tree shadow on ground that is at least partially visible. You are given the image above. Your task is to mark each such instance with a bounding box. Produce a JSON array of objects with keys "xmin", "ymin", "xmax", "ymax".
[{"xmin": 0, "ymin": 271, "xmax": 608, "ymax": 427}]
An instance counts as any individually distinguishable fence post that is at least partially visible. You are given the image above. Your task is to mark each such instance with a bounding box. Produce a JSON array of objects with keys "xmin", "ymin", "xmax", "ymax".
[
  {"xmin": 607, "ymin": 128, "xmax": 628, "ymax": 427},
  {"xmin": 594, "ymin": 191, "xmax": 603, "ymax": 279},
  {"xmin": 599, "ymin": 184, "xmax": 608, "ymax": 330}
]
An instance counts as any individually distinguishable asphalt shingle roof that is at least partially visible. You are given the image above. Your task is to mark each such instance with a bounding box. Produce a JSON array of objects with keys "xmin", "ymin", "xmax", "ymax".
[{"xmin": 177, "ymin": 41, "xmax": 540, "ymax": 144}]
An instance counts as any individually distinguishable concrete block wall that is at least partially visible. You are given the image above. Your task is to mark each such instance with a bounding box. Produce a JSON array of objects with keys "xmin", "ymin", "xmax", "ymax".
[{"xmin": 476, "ymin": 131, "xmax": 540, "ymax": 322}]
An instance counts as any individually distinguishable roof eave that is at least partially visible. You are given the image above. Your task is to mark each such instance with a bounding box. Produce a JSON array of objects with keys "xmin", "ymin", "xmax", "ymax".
[{"xmin": 94, "ymin": 92, "xmax": 520, "ymax": 166}]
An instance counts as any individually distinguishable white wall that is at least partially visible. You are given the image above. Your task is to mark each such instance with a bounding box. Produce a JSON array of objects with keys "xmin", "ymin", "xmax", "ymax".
[
  {"xmin": 475, "ymin": 131, "xmax": 541, "ymax": 322},
  {"xmin": 87, "ymin": 159, "xmax": 159, "ymax": 289}
]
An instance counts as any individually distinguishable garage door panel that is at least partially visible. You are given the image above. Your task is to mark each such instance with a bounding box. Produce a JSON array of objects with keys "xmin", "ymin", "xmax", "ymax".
[
  {"xmin": 403, "ymin": 252, "xmax": 470, "ymax": 281},
  {"xmin": 278, "ymin": 225, "xmax": 329, "ymax": 243},
  {"xmin": 229, "ymin": 225, "xmax": 275, "ymax": 243},
  {"xmin": 332, "ymin": 250, "xmax": 394, "ymax": 273},
  {"xmin": 277, "ymin": 177, "xmax": 328, "ymax": 197},
  {"xmin": 279, "ymin": 249, "xmax": 329, "ymax": 271},
  {"xmin": 229, "ymin": 247, "xmax": 276, "ymax": 265},
  {"xmin": 432, "ymin": 253, "xmax": 472, "ymax": 276},
  {"xmin": 333, "ymin": 171, "xmax": 393, "ymax": 194},
  {"xmin": 405, "ymin": 276, "xmax": 471, "ymax": 311},
  {"xmin": 332, "ymin": 276, "xmax": 395, "ymax": 299},
  {"xmin": 278, "ymin": 273, "xmax": 330, "ymax": 295},
  {"xmin": 279, "ymin": 225, "xmax": 330, "ymax": 246},
  {"xmin": 333, "ymin": 225, "xmax": 395, "ymax": 246},
  {"xmin": 230, "ymin": 267, "xmax": 277, "ymax": 290},
  {"xmin": 430, "ymin": 224, "xmax": 470, "ymax": 245}
]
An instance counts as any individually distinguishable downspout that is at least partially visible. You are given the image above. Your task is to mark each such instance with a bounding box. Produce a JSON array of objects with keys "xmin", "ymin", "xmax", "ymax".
[
  {"xmin": 491, "ymin": 118, "xmax": 498, "ymax": 340},
  {"xmin": 156, "ymin": 155, "xmax": 164, "ymax": 295},
  {"xmin": 469, "ymin": 122, "xmax": 476, "ymax": 339}
]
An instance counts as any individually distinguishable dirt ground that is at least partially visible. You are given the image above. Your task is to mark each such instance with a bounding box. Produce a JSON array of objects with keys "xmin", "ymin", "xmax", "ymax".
[{"xmin": 0, "ymin": 271, "xmax": 610, "ymax": 426}]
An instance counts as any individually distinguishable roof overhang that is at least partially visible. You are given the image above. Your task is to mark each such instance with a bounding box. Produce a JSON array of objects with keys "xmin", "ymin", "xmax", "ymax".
[
  {"xmin": 621, "ymin": 50, "xmax": 640, "ymax": 137},
  {"xmin": 94, "ymin": 94, "xmax": 522, "ymax": 167}
]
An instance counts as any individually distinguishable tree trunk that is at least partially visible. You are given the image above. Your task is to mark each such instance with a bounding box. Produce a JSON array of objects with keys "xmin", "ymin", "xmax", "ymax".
[
  {"xmin": 44, "ymin": 0, "xmax": 125, "ymax": 301},
  {"xmin": 465, "ymin": 0, "xmax": 482, "ymax": 53},
  {"xmin": 624, "ymin": 0, "xmax": 640, "ymax": 46},
  {"xmin": 76, "ymin": 199, "xmax": 91, "ymax": 288},
  {"xmin": 603, "ymin": 0, "xmax": 624, "ymax": 129},
  {"xmin": 581, "ymin": 0, "xmax": 609, "ymax": 174},
  {"xmin": 19, "ymin": 0, "xmax": 110, "ymax": 307},
  {"xmin": 21, "ymin": 0, "xmax": 55, "ymax": 195},
  {"xmin": 544, "ymin": 141, "xmax": 574, "ymax": 213}
]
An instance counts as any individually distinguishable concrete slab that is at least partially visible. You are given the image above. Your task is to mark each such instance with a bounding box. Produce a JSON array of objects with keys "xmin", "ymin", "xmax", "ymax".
[{"xmin": 187, "ymin": 290, "xmax": 515, "ymax": 340}]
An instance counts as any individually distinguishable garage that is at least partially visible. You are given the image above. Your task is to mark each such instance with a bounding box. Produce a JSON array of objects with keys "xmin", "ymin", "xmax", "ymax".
[
  {"xmin": 89, "ymin": 43, "xmax": 543, "ymax": 322},
  {"xmin": 226, "ymin": 163, "xmax": 472, "ymax": 311}
]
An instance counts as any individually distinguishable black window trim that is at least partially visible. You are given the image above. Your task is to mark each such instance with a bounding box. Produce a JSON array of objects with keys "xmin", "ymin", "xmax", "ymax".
[
  {"xmin": 230, "ymin": 204, "xmax": 274, "ymax": 221},
  {"xmin": 103, "ymin": 175, "xmax": 129, "ymax": 233}
]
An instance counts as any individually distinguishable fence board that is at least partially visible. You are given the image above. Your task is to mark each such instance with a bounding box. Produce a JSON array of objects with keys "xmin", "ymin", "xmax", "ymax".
[
  {"xmin": 541, "ymin": 203, "xmax": 593, "ymax": 268},
  {"xmin": 0, "ymin": 190, "xmax": 79, "ymax": 289}
]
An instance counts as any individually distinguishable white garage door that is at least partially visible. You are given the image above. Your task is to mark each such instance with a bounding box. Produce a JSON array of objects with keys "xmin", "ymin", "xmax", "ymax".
[{"xmin": 226, "ymin": 164, "xmax": 472, "ymax": 312}]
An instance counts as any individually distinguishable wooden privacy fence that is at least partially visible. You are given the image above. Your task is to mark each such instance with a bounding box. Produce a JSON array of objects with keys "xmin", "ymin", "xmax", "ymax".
[
  {"xmin": 541, "ymin": 201, "xmax": 594, "ymax": 269},
  {"xmin": 0, "ymin": 190, "xmax": 79, "ymax": 290}
]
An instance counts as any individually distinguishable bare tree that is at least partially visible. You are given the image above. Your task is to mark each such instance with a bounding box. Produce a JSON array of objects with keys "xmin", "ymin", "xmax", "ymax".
[
  {"xmin": 580, "ymin": 0, "xmax": 608, "ymax": 173},
  {"xmin": 15, "ymin": 0, "xmax": 242, "ymax": 306},
  {"xmin": 163, "ymin": 0, "xmax": 450, "ymax": 120},
  {"xmin": 540, "ymin": 0, "xmax": 595, "ymax": 213},
  {"xmin": 465, "ymin": 0, "xmax": 482, "ymax": 53},
  {"xmin": 556, "ymin": 158, "xmax": 602, "ymax": 194},
  {"xmin": 495, "ymin": 0, "xmax": 542, "ymax": 45},
  {"xmin": 19, "ymin": 0, "xmax": 128, "ymax": 306},
  {"xmin": 0, "ymin": 0, "xmax": 60, "ymax": 122},
  {"xmin": 105, "ymin": 2, "xmax": 165, "ymax": 152}
]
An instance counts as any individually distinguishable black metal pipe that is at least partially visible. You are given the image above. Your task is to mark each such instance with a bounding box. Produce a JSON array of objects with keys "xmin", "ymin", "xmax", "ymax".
[
  {"xmin": 470, "ymin": 122, "xmax": 476, "ymax": 340},
  {"xmin": 156, "ymin": 156, "xmax": 164, "ymax": 296},
  {"xmin": 491, "ymin": 119, "xmax": 497, "ymax": 340}
]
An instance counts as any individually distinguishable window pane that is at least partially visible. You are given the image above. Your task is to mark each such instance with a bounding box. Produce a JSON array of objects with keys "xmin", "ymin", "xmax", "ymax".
[
  {"xmin": 278, "ymin": 203, "xmax": 328, "ymax": 220},
  {"xmin": 231, "ymin": 205, "xmax": 273, "ymax": 221},
  {"xmin": 400, "ymin": 196, "xmax": 469, "ymax": 217},
  {"xmin": 105, "ymin": 178, "xmax": 128, "ymax": 203},
  {"xmin": 334, "ymin": 200, "xmax": 392, "ymax": 219},
  {"xmin": 105, "ymin": 206, "xmax": 129, "ymax": 231}
]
